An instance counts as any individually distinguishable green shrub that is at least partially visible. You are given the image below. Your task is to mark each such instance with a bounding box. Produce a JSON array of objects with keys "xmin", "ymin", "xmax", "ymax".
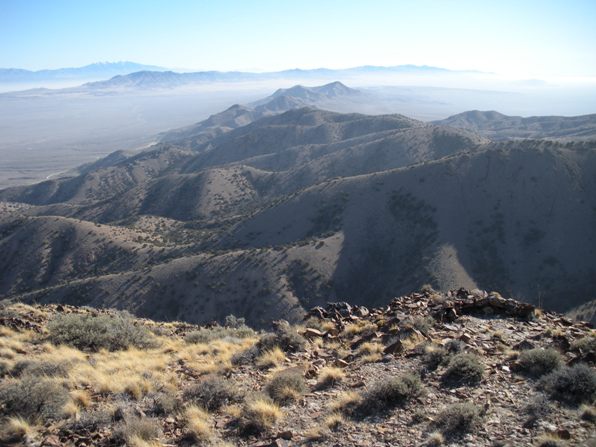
[
  {"xmin": 47, "ymin": 311, "xmax": 156, "ymax": 352},
  {"xmin": 0, "ymin": 376, "xmax": 69, "ymax": 421},
  {"xmin": 0, "ymin": 360, "xmax": 10, "ymax": 377},
  {"xmin": 355, "ymin": 373, "xmax": 423, "ymax": 416},
  {"xmin": 183, "ymin": 375, "xmax": 241, "ymax": 411},
  {"xmin": 113, "ymin": 416, "xmax": 162, "ymax": 444},
  {"xmin": 540, "ymin": 364, "xmax": 596, "ymax": 405},
  {"xmin": 434, "ymin": 402, "xmax": 482, "ymax": 437},
  {"xmin": 516, "ymin": 348, "xmax": 562, "ymax": 378},
  {"xmin": 265, "ymin": 369, "xmax": 306, "ymax": 405},
  {"xmin": 441, "ymin": 353, "xmax": 484, "ymax": 387},
  {"xmin": 535, "ymin": 435, "xmax": 566, "ymax": 447}
]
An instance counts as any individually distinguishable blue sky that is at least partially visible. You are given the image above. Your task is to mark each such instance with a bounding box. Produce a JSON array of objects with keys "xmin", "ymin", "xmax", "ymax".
[{"xmin": 1, "ymin": 0, "xmax": 595, "ymax": 77}]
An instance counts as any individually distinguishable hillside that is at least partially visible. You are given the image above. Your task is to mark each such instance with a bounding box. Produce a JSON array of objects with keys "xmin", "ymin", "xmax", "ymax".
[
  {"xmin": 0, "ymin": 84, "xmax": 595, "ymax": 328},
  {"xmin": 434, "ymin": 110, "xmax": 596, "ymax": 140},
  {"xmin": 0, "ymin": 291, "xmax": 594, "ymax": 446}
]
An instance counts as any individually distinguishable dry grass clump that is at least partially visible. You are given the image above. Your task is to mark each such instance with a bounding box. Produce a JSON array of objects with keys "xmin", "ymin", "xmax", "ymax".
[
  {"xmin": 265, "ymin": 369, "xmax": 306, "ymax": 405},
  {"xmin": 540, "ymin": 363, "xmax": 596, "ymax": 405},
  {"xmin": 324, "ymin": 413, "xmax": 344, "ymax": 430},
  {"xmin": 183, "ymin": 405, "xmax": 213, "ymax": 443},
  {"xmin": 233, "ymin": 321, "xmax": 305, "ymax": 365},
  {"xmin": 329, "ymin": 391, "xmax": 363, "ymax": 414},
  {"xmin": 424, "ymin": 431, "xmax": 445, "ymax": 446},
  {"xmin": 113, "ymin": 416, "xmax": 162, "ymax": 445},
  {"xmin": 47, "ymin": 311, "xmax": 156, "ymax": 351},
  {"xmin": 434, "ymin": 402, "xmax": 482, "ymax": 437},
  {"xmin": 239, "ymin": 395, "xmax": 282, "ymax": 435},
  {"xmin": 441, "ymin": 353, "xmax": 484, "ymax": 387},
  {"xmin": 183, "ymin": 375, "xmax": 242, "ymax": 411},
  {"xmin": 0, "ymin": 375, "xmax": 70, "ymax": 422},
  {"xmin": 355, "ymin": 373, "xmax": 423, "ymax": 416},
  {"xmin": 516, "ymin": 348, "xmax": 562, "ymax": 378},
  {"xmin": 342, "ymin": 320, "xmax": 377, "ymax": 336},
  {"xmin": 256, "ymin": 346, "xmax": 286, "ymax": 369},
  {"xmin": 316, "ymin": 366, "xmax": 346, "ymax": 388},
  {"xmin": 0, "ymin": 417, "xmax": 35, "ymax": 443}
]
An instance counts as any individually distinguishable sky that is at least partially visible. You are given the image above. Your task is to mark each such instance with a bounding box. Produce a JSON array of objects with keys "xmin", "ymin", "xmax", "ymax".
[{"xmin": 1, "ymin": 0, "xmax": 595, "ymax": 78}]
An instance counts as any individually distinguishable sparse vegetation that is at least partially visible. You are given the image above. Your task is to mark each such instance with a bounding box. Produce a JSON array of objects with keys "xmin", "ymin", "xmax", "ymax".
[
  {"xmin": 441, "ymin": 353, "xmax": 484, "ymax": 386},
  {"xmin": 516, "ymin": 348, "xmax": 562, "ymax": 378},
  {"xmin": 316, "ymin": 366, "xmax": 345, "ymax": 388},
  {"xmin": 354, "ymin": 373, "xmax": 423, "ymax": 416},
  {"xmin": 540, "ymin": 363, "xmax": 596, "ymax": 405},
  {"xmin": 265, "ymin": 369, "xmax": 306, "ymax": 404},
  {"xmin": 185, "ymin": 320, "xmax": 255, "ymax": 343},
  {"xmin": 0, "ymin": 376, "xmax": 69, "ymax": 422},
  {"xmin": 422, "ymin": 344, "xmax": 448, "ymax": 370},
  {"xmin": 256, "ymin": 346, "xmax": 286, "ymax": 369},
  {"xmin": 183, "ymin": 405, "xmax": 213, "ymax": 443},
  {"xmin": 239, "ymin": 395, "xmax": 282, "ymax": 435},
  {"xmin": 113, "ymin": 416, "xmax": 162, "ymax": 445},
  {"xmin": 47, "ymin": 312, "xmax": 156, "ymax": 351},
  {"xmin": 183, "ymin": 375, "xmax": 242, "ymax": 411},
  {"xmin": 434, "ymin": 402, "xmax": 482, "ymax": 437},
  {"xmin": 257, "ymin": 320, "xmax": 306, "ymax": 353}
]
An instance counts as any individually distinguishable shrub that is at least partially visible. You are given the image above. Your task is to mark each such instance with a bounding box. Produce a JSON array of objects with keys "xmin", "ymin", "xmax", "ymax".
[
  {"xmin": 11, "ymin": 360, "xmax": 71, "ymax": 378},
  {"xmin": 150, "ymin": 392, "xmax": 181, "ymax": 416},
  {"xmin": 224, "ymin": 314, "xmax": 246, "ymax": 329},
  {"xmin": 523, "ymin": 395, "xmax": 551, "ymax": 426},
  {"xmin": 0, "ymin": 360, "xmax": 11, "ymax": 377},
  {"xmin": 0, "ymin": 376, "xmax": 69, "ymax": 421},
  {"xmin": 316, "ymin": 366, "xmax": 345, "ymax": 389},
  {"xmin": 113, "ymin": 416, "xmax": 162, "ymax": 444},
  {"xmin": 266, "ymin": 369, "xmax": 306, "ymax": 405},
  {"xmin": 185, "ymin": 325, "xmax": 255, "ymax": 344},
  {"xmin": 66, "ymin": 409, "xmax": 113, "ymax": 431},
  {"xmin": 356, "ymin": 373, "xmax": 423, "ymax": 416},
  {"xmin": 239, "ymin": 395, "xmax": 282, "ymax": 435},
  {"xmin": 47, "ymin": 311, "xmax": 156, "ymax": 351},
  {"xmin": 258, "ymin": 321, "xmax": 306, "ymax": 353},
  {"xmin": 516, "ymin": 348, "xmax": 562, "ymax": 378},
  {"xmin": 183, "ymin": 375, "xmax": 241, "ymax": 411},
  {"xmin": 434, "ymin": 402, "xmax": 482, "ymax": 437},
  {"xmin": 535, "ymin": 435, "xmax": 566, "ymax": 447},
  {"xmin": 445, "ymin": 339, "xmax": 465, "ymax": 353},
  {"xmin": 422, "ymin": 344, "xmax": 448, "ymax": 371},
  {"xmin": 441, "ymin": 353, "xmax": 484, "ymax": 387},
  {"xmin": 580, "ymin": 405, "xmax": 595, "ymax": 422},
  {"xmin": 540, "ymin": 364, "xmax": 596, "ymax": 405},
  {"xmin": 410, "ymin": 316, "xmax": 434, "ymax": 335},
  {"xmin": 571, "ymin": 336, "xmax": 596, "ymax": 352}
]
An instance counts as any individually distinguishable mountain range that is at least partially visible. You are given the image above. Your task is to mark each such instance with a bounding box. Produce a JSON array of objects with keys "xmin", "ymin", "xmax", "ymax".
[
  {"xmin": 0, "ymin": 61, "xmax": 167, "ymax": 83},
  {"xmin": 0, "ymin": 82, "xmax": 595, "ymax": 327}
]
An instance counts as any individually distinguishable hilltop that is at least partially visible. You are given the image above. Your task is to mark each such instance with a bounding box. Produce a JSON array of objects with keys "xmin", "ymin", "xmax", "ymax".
[{"xmin": 0, "ymin": 289, "xmax": 593, "ymax": 446}]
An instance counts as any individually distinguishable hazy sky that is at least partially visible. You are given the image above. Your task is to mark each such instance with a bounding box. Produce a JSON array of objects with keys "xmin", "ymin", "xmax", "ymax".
[{"xmin": 1, "ymin": 0, "xmax": 595, "ymax": 78}]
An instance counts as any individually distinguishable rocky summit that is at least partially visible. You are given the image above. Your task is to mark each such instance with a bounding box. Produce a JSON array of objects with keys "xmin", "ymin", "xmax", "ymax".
[{"xmin": 0, "ymin": 289, "xmax": 594, "ymax": 446}]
